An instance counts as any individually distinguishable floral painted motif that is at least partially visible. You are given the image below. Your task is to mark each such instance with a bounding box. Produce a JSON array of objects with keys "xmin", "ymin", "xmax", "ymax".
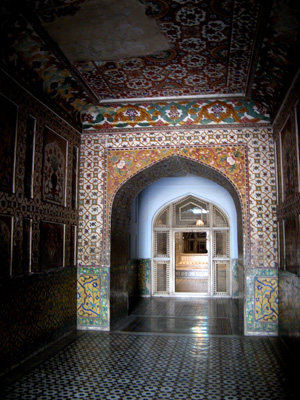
[
  {"xmin": 180, "ymin": 37, "xmax": 206, "ymax": 52},
  {"xmin": 211, "ymin": 104, "xmax": 225, "ymax": 118},
  {"xmin": 202, "ymin": 20, "xmax": 227, "ymax": 42},
  {"xmin": 176, "ymin": 5, "xmax": 206, "ymax": 26},
  {"xmin": 106, "ymin": 146, "xmax": 247, "ymax": 208},
  {"xmin": 246, "ymin": 269, "xmax": 278, "ymax": 335},
  {"xmin": 182, "ymin": 54, "xmax": 207, "ymax": 69},
  {"xmin": 77, "ymin": 267, "xmax": 109, "ymax": 328},
  {"xmin": 254, "ymin": 277, "xmax": 278, "ymax": 323},
  {"xmin": 166, "ymin": 105, "xmax": 182, "ymax": 120},
  {"xmin": 82, "ymin": 99, "xmax": 270, "ymax": 130},
  {"xmin": 77, "ymin": 275, "xmax": 101, "ymax": 318}
]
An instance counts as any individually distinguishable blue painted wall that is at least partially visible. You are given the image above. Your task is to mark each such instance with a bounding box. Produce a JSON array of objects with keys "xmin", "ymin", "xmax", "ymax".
[{"xmin": 130, "ymin": 175, "xmax": 238, "ymax": 259}]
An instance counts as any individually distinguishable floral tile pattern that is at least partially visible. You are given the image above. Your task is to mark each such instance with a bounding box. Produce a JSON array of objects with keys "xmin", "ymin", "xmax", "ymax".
[
  {"xmin": 107, "ymin": 145, "xmax": 247, "ymax": 205},
  {"xmin": 254, "ymin": 277, "xmax": 278, "ymax": 323},
  {"xmin": 81, "ymin": 99, "xmax": 270, "ymax": 131},
  {"xmin": 2, "ymin": 1, "xmax": 298, "ymax": 126},
  {"xmin": 246, "ymin": 268, "xmax": 278, "ymax": 335},
  {"xmin": 77, "ymin": 275, "xmax": 101, "ymax": 318},
  {"xmin": 77, "ymin": 266, "xmax": 109, "ymax": 329}
]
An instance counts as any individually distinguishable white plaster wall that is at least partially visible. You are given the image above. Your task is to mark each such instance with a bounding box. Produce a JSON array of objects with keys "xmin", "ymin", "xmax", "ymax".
[{"xmin": 132, "ymin": 175, "xmax": 238, "ymax": 259}]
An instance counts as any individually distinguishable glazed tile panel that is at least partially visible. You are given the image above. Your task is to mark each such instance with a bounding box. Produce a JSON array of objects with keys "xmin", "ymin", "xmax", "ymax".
[
  {"xmin": 254, "ymin": 277, "xmax": 278, "ymax": 323},
  {"xmin": 78, "ymin": 127, "xmax": 277, "ymax": 333},
  {"xmin": 77, "ymin": 266, "xmax": 109, "ymax": 329},
  {"xmin": 246, "ymin": 268, "xmax": 278, "ymax": 335}
]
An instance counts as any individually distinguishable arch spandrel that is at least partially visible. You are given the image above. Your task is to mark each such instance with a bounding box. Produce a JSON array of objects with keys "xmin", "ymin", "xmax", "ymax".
[{"xmin": 107, "ymin": 145, "xmax": 247, "ymax": 209}]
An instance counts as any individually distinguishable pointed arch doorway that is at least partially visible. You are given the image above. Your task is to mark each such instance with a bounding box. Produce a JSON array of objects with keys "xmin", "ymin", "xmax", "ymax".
[
  {"xmin": 110, "ymin": 155, "xmax": 245, "ymax": 324},
  {"xmin": 152, "ymin": 195, "xmax": 231, "ymax": 297}
]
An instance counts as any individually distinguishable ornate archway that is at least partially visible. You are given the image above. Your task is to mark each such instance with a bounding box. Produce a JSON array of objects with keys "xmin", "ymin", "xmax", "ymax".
[{"xmin": 108, "ymin": 150, "xmax": 246, "ymax": 322}]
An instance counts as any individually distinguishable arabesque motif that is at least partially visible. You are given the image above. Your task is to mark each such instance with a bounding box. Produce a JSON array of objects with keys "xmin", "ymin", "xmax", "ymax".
[
  {"xmin": 82, "ymin": 99, "xmax": 270, "ymax": 130},
  {"xmin": 77, "ymin": 275, "xmax": 101, "ymax": 318},
  {"xmin": 107, "ymin": 146, "xmax": 246, "ymax": 207},
  {"xmin": 255, "ymin": 277, "xmax": 278, "ymax": 323},
  {"xmin": 77, "ymin": 267, "xmax": 109, "ymax": 328}
]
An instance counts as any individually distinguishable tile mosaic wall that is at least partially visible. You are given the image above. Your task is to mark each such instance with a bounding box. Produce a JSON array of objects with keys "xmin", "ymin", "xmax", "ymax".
[
  {"xmin": 245, "ymin": 268, "xmax": 278, "ymax": 335},
  {"xmin": 78, "ymin": 124, "xmax": 278, "ymax": 334},
  {"xmin": 0, "ymin": 267, "xmax": 77, "ymax": 376},
  {"xmin": 0, "ymin": 71, "xmax": 80, "ymax": 371}
]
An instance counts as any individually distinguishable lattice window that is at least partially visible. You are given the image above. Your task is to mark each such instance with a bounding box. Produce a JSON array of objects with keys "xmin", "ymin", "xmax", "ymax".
[
  {"xmin": 154, "ymin": 261, "xmax": 170, "ymax": 293},
  {"xmin": 214, "ymin": 261, "xmax": 229, "ymax": 294},
  {"xmin": 213, "ymin": 206, "xmax": 229, "ymax": 227},
  {"xmin": 213, "ymin": 230, "xmax": 229, "ymax": 258},
  {"xmin": 154, "ymin": 231, "xmax": 169, "ymax": 258},
  {"xmin": 173, "ymin": 196, "xmax": 209, "ymax": 227},
  {"xmin": 154, "ymin": 207, "xmax": 169, "ymax": 227}
]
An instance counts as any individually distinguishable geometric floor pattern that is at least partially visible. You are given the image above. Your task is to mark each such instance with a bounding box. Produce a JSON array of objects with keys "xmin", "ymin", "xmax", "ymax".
[{"xmin": 0, "ymin": 299, "xmax": 297, "ymax": 400}]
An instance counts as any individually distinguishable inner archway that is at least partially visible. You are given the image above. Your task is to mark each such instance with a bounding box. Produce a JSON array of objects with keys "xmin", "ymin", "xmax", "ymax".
[{"xmin": 110, "ymin": 155, "xmax": 245, "ymax": 324}]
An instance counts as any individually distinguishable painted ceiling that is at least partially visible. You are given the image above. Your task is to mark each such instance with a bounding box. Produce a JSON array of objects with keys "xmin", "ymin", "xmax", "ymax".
[{"xmin": 1, "ymin": 0, "xmax": 300, "ymax": 128}]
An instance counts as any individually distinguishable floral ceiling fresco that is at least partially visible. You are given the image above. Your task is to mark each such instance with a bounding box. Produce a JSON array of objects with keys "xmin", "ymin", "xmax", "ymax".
[
  {"xmin": 74, "ymin": 0, "xmax": 260, "ymax": 99},
  {"xmin": 1, "ymin": 0, "xmax": 299, "ymax": 127}
]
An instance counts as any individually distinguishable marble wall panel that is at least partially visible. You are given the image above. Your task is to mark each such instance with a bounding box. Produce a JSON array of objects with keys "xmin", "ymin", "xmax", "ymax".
[
  {"xmin": 278, "ymin": 271, "xmax": 300, "ymax": 337},
  {"xmin": 273, "ymin": 71, "xmax": 300, "ymax": 337},
  {"xmin": 0, "ymin": 71, "xmax": 80, "ymax": 371},
  {"xmin": 0, "ymin": 267, "xmax": 77, "ymax": 375},
  {"xmin": 138, "ymin": 259, "xmax": 151, "ymax": 296}
]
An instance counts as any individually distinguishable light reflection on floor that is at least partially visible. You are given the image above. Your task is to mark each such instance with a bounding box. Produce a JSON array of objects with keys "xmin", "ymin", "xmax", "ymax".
[
  {"xmin": 0, "ymin": 297, "xmax": 298, "ymax": 400},
  {"xmin": 111, "ymin": 297, "xmax": 243, "ymax": 336}
]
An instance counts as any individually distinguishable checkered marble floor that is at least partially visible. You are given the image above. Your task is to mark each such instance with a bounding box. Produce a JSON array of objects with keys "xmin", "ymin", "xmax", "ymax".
[{"xmin": 0, "ymin": 298, "xmax": 297, "ymax": 400}]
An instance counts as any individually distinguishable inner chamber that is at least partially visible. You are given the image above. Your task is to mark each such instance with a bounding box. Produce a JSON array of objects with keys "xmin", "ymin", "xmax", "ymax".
[
  {"xmin": 175, "ymin": 231, "xmax": 209, "ymax": 293},
  {"xmin": 152, "ymin": 195, "xmax": 230, "ymax": 297}
]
